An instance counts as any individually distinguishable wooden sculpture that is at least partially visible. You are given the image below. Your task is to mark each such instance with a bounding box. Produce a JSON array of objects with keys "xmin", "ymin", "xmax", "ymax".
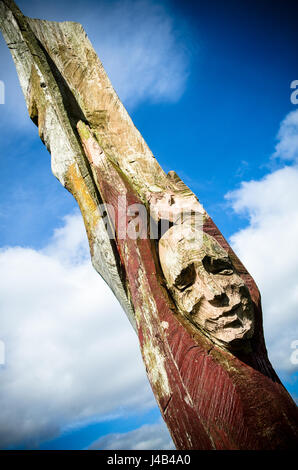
[{"xmin": 1, "ymin": 0, "xmax": 297, "ymax": 449}]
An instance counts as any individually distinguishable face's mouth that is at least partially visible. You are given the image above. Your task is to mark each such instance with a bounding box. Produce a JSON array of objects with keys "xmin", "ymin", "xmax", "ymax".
[
  {"xmin": 221, "ymin": 303, "xmax": 243, "ymax": 324},
  {"xmin": 203, "ymin": 301, "xmax": 243, "ymax": 321},
  {"xmin": 222, "ymin": 314, "xmax": 243, "ymax": 329},
  {"xmin": 221, "ymin": 301, "xmax": 242, "ymax": 315},
  {"xmin": 194, "ymin": 297, "xmax": 253, "ymax": 332},
  {"xmin": 205, "ymin": 311, "xmax": 243, "ymax": 330},
  {"xmin": 219, "ymin": 300, "xmax": 255, "ymax": 328},
  {"xmin": 219, "ymin": 301, "xmax": 255, "ymax": 338}
]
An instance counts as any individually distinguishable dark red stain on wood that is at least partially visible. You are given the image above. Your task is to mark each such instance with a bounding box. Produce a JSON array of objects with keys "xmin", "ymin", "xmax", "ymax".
[{"xmin": 81, "ymin": 136, "xmax": 298, "ymax": 450}]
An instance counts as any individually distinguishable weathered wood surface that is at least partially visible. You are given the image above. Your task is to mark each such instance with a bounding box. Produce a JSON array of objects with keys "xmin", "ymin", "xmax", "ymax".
[{"xmin": 1, "ymin": 0, "xmax": 297, "ymax": 449}]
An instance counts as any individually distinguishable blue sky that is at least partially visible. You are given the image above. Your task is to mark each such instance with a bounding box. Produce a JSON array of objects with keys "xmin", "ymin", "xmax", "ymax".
[{"xmin": 0, "ymin": 0, "xmax": 298, "ymax": 450}]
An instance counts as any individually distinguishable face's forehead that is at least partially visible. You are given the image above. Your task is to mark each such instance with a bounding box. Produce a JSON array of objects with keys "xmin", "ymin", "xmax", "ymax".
[
  {"xmin": 173, "ymin": 231, "xmax": 228, "ymax": 264},
  {"xmin": 159, "ymin": 227, "xmax": 230, "ymax": 286}
]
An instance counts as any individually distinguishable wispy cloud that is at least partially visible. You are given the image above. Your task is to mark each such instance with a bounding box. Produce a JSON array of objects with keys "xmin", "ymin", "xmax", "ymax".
[
  {"xmin": 88, "ymin": 420, "xmax": 174, "ymax": 450},
  {"xmin": 0, "ymin": 212, "xmax": 158, "ymax": 448},
  {"xmin": 1, "ymin": 0, "xmax": 191, "ymax": 120},
  {"xmin": 88, "ymin": 0, "xmax": 190, "ymax": 108}
]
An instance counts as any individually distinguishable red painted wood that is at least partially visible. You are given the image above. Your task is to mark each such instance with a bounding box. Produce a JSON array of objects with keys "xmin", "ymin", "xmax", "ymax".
[{"xmin": 81, "ymin": 135, "xmax": 298, "ymax": 449}]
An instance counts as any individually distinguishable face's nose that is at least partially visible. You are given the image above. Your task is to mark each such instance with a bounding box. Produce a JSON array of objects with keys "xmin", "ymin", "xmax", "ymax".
[
  {"xmin": 203, "ymin": 277, "xmax": 229, "ymax": 305},
  {"xmin": 208, "ymin": 292, "xmax": 229, "ymax": 307}
]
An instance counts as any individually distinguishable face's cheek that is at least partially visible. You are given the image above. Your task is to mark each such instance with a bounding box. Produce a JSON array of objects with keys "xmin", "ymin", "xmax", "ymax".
[
  {"xmin": 172, "ymin": 280, "xmax": 204, "ymax": 315},
  {"xmin": 228, "ymin": 278, "xmax": 255, "ymax": 318},
  {"xmin": 237, "ymin": 285, "xmax": 255, "ymax": 334},
  {"xmin": 204, "ymin": 273, "xmax": 247, "ymax": 308}
]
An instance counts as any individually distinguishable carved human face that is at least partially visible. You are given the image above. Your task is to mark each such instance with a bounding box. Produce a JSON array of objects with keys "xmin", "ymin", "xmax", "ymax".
[{"xmin": 159, "ymin": 225, "xmax": 254, "ymax": 348}]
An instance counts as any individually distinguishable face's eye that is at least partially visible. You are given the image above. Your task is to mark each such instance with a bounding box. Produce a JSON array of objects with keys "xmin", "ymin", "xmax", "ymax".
[
  {"xmin": 202, "ymin": 255, "xmax": 233, "ymax": 275},
  {"xmin": 174, "ymin": 263, "xmax": 196, "ymax": 291}
]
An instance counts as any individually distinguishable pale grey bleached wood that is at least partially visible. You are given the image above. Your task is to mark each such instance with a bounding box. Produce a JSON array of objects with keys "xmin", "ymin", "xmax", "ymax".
[{"xmin": 0, "ymin": 0, "xmax": 136, "ymax": 330}]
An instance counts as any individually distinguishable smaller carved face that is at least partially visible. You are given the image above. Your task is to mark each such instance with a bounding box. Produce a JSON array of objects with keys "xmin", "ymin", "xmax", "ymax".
[{"xmin": 159, "ymin": 225, "xmax": 254, "ymax": 348}]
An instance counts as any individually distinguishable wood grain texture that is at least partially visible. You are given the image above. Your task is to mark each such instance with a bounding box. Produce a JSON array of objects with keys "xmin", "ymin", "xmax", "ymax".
[{"xmin": 1, "ymin": 0, "xmax": 298, "ymax": 449}]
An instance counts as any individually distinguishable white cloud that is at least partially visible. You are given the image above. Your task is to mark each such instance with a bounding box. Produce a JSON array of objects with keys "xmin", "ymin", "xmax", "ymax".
[
  {"xmin": 88, "ymin": 420, "xmax": 175, "ymax": 450},
  {"xmin": 273, "ymin": 109, "xmax": 298, "ymax": 162},
  {"xmin": 88, "ymin": 0, "xmax": 190, "ymax": 108},
  {"xmin": 0, "ymin": 212, "xmax": 158, "ymax": 449},
  {"xmin": 226, "ymin": 111, "xmax": 298, "ymax": 374}
]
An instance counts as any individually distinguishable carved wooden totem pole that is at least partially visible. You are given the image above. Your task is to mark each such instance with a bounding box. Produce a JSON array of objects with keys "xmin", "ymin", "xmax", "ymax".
[{"xmin": 1, "ymin": 0, "xmax": 297, "ymax": 449}]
